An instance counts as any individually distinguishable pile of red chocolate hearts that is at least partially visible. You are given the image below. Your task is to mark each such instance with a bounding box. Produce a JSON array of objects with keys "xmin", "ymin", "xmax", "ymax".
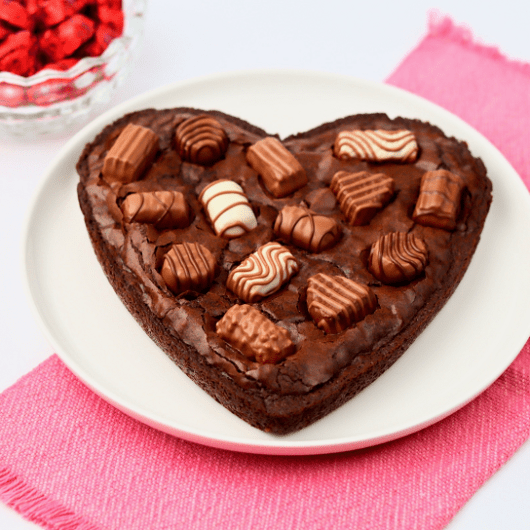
[{"xmin": 0, "ymin": 0, "xmax": 123, "ymax": 76}]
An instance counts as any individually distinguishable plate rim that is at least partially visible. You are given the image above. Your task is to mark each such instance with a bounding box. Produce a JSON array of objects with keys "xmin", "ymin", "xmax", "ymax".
[{"xmin": 22, "ymin": 68, "xmax": 530, "ymax": 455}]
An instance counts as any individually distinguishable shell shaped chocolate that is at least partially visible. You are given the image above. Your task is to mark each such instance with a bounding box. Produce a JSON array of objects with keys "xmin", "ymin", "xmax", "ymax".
[
  {"xmin": 307, "ymin": 273, "xmax": 377, "ymax": 334},
  {"xmin": 175, "ymin": 114, "xmax": 229, "ymax": 165},
  {"xmin": 330, "ymin": 170, "xmax": 395, "ymax": 226},
  {"xmin": 273, "ymin": 205, "xmax": 341, "ymax": 253},
  {"xmin": 368, "ymin": 232, "xmax": 428, "ymax": 285},
  {"xmin": 227, "ymin": 242, "xmax": 299, "ymax": 303},
  {"xmin": 333, "ymin": 129, "xmax": 418, "ymax": 162},
  {"xmin": 161, "ymin": 242, "xmax": 217, "ymax": 295}
]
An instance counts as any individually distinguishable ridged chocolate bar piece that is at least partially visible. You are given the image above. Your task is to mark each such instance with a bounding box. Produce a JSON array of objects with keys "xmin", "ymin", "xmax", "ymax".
[
  {"xmin": 273, "ymin": 205, "xmax": 341, "ymax": 253},
  {"xmin": 121, "ymin": 190, "xmax": 190, "ymax": 230},
  {"xmin": 102, "ymin": 123, "xmax": 159, "ymax": 183},
  {"xmin": 307, "ymin": 273, "xmax": 377, "ymax": 334},
  {"xmin": 331, "ymin": 170, "xmax": 395, "ymax": 225},
  {"xmin": 175, "ymin": 114, "xmax": 229, "ymax": 166},
  {"xmin": 368, "ymin": 232, "xmax": 428, "ymax": 284},
  {"xmin": 246, "ymin": 137, "xmax": 307, "ymax": 197},
  {"xmin": 216, "ymin": 304, "xmax": 295, "ymax": 364},
  {"xmin": 161, "ymin": 242, "xmax": 217, "ymax": 295},
  {"xmin": 198, "ymin": 179, "xmax": 257, "ymax": 238},
  {"xmin": 227, "ymin": 242, "xmax": 299, "ymax": 303},
  {"xmin": 333, "ymin": 129, "xmax": 418, "ymax": 162},
  {"xmin": 412, "ymin": 170, "xmax": 465, "ymax": 230}
]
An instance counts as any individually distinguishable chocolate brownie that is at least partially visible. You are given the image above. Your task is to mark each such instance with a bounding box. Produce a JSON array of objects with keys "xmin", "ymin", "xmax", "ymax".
[{"xmin": 76, "ymin": 108, "xmax": 492, "ymax": 434}]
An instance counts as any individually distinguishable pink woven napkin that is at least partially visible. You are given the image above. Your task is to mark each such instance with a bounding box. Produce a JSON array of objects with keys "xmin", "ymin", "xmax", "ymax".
[{"xmin": 2, "ymin": 14, "xmax": 530, "ymax": 530}]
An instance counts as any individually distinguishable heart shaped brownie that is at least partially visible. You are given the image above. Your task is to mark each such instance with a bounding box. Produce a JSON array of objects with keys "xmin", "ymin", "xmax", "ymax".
[{"xmin": 76, "ymin": 108, "xmax": 492, "ymax": 434}]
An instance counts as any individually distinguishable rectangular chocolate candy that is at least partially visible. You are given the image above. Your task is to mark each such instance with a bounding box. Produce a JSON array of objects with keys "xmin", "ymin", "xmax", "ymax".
[
  {"xmin": 216, "ymin": 304, "xmax": 295, "ymax": 364},
  {"xmin": 246, "ymin": 137, "xmax": 307, "ymax": 198},
  {"xmin": 102, "ymin": 123, "xmax": 159, "ymax": 184}
]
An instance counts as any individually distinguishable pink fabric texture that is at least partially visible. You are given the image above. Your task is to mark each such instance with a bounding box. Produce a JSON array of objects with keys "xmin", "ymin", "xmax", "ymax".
[{"xmin": 2, "ymin": 15, "xmax": 530, "ymax": 530}]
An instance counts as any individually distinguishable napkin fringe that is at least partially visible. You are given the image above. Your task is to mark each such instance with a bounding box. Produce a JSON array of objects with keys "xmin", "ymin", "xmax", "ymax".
[
  {"xmin": 427, "ymin": 10, "xmax": 530, "ymax": 77},
  {"xmin": 0, "ymin": 467, "xmax": 100, "ymax": 530}
]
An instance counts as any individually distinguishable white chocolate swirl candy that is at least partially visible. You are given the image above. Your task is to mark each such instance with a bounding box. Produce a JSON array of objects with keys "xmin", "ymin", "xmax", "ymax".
[
  {"xmin": 227, "ymin": 242, "xmax": 299, "ymax": 303},
  {"xmin": 199, "ymin": 179, "xmax": 258, "ymax": 238},
  {"xmin": 333, "ymin": 129, "xmax": 418, "ymax": 162}
]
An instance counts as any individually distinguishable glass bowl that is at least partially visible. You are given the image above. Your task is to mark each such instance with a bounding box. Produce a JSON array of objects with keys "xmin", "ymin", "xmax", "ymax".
[{"xmin": 0, "ymin": 0, "xmax": 146, "ymax": 137}]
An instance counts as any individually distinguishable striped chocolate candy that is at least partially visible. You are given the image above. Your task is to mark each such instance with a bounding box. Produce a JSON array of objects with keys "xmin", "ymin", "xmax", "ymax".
[
  {"xmin": 175, "ymin": 114, "xmax": 229, "ymax": 166},
  {"xmin": 273, "ymin": 205, "xmax": 341, "ymax": 253},
  {"xmin": 102, "ymin": 123, "xmax": 159, "ymax": 183},
  {"xmin": 227, "ymin": 242, "xmax": 299, "ymax": 303},
  {"xmin": 121, "ymin": 190, "xmax": 190, "ymax": 230},
  {"xmin": 307, "ymin": 273, "xmax": 377, "ymax": 334},
  {"xmin": 333, "ymin": 128, "xmax": 418, "ymax": 163},
  {"xmin": 199, "ymin": 179, "xmax": 257, "ymax": 238},
  {"xmin": 246, "ymin": 137, "xmax": 307, "ymax": 198},
  {"xmin": 368, "ymin": 232, "xmax": 428, "ymax": 284},
  {"xmin": 330, "ymin": 170, "xmax": 395, "ymax": 226},
  {"xmin": 412, "ymin": 170, "xmax": 465, "ymax": 230},
  {"xmin": 161, "ymin": 242, "xmax": 217, "ymax": 295}
]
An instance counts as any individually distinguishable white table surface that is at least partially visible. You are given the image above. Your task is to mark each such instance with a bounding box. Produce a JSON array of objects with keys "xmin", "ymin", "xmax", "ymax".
[{"xmin": 2, "ymin": 1, "xmax": 530, "ymax": 528}]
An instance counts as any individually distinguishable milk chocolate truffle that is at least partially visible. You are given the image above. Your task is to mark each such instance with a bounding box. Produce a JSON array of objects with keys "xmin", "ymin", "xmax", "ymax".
[
  {"xmin": 161, "ymin": 242, "xmax": 217, "ymax": 295},
  {"xmin": 102, "ymin": 123, "xmax": 159, "ymax": 183},
  {"xmin": 175, "ymin": 114, "xmax": 229, "ymax": 165}
]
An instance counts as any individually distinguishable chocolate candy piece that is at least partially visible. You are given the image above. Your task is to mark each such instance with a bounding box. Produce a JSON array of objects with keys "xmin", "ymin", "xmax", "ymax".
[
  {"xmin": 216, "ymin": 304, "xmax": 295, "ymax": 364},
  {"xmin": 273, "ymin": 205, "xmax": 341, "ymax": 253},
  {"xmin": 0, "ymin": 31, "xmax": 36, "ymax": 76},
  {"xmin": 0, "ymin": 0, "xmax": 32, "ymax": 30},
  {"xmin": 161, "ymin": 242, "xmax": 217, "ymax": 295},
  {"xmin": 102, "ymin": 123, "xmax": 159, "ymax": 184},
  {"xmin": 39, "ymin": 0, "xmax": 91, "ymax": 27},
  {"xmin": 175, "ymin": 114, "xmax": 229, "ymax": 166},
  {"xmin": 82, "ymin": 21, "xmax": 121, "ymax": 57},
  {"xmin": 307, "ymin": 273, "xmax": 377, "ymax": 334},
  {"xmin": 368, "ymin": 232, "xmax": 428, "ymax": 284},
  {"xmin": 227, "ymin": 242, "xmax": 299, "ymax": 303},
  {"xmin": 331, "ymin": 170, "xmax": 394, "ymax": 226},
  {"xmin": 39, "ymin": 14, "xmax": 95, "ymax": 62},
  {"xmin": 333, "ymin": 129, "xmax": 418, "ymax": 162},
  {"xmin": 121, "ymin": 191, "xmax": 190, "ymax": 230},
  {"xmin": 199, "ymin": 179, "xmax": 257, "ymax": 238},
  {"xmin": 246, "ymin": 137, "xmax": 308, "ymax": 198},
  {"xmin": 412, "ymin": 169, "xmax": 465, "ymax": 230},
  {"xmin": 96, "ymin": 4, "xmax": 124, "ymax": 34},
  {"xmin": 0, "ymin": 22, "xmax": 11, "ymax": 41}
]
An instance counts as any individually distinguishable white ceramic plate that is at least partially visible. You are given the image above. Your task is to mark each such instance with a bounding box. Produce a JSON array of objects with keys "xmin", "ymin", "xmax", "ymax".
[{"xmin": 23, "ymin": 70, "xmax": 530, "ymax": 455}]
